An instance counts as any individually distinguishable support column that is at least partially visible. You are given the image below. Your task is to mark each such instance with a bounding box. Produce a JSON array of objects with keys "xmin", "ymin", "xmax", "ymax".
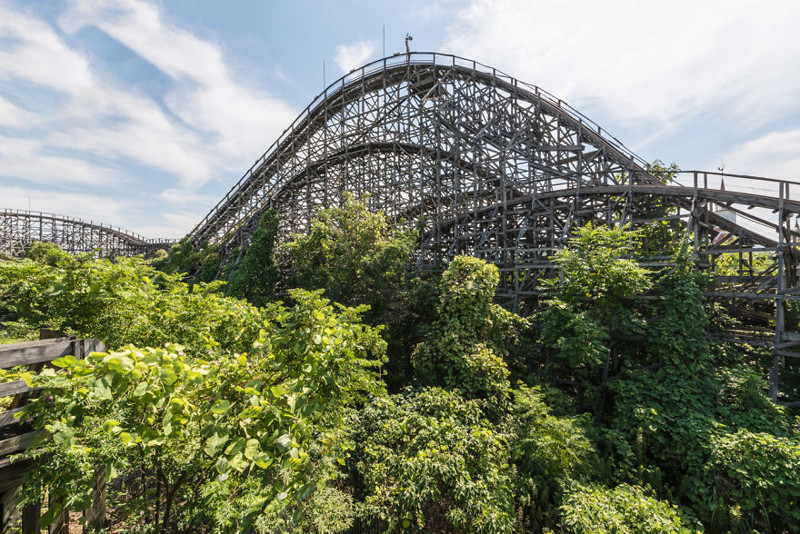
[{"xmin": 771, "ymin": 181, "xmax": 786, "ymax": 401}]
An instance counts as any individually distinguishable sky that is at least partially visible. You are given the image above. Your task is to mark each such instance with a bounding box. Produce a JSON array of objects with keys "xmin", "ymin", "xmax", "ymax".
[{"xmin": 1, "ymin": 0, "xmax": 799, "ymax": 239}]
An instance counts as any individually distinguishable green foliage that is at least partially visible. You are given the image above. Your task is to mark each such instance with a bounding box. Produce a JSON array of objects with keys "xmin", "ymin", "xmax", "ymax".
[
  {"xmin": 152, "ymin": 237, "xmax": 220, "ymax": 283},
  {"xmin": 25, "ymin": 241, "xmax": 75, "ymax": 266},
  {"xmin": 537, "ymin": 224, "xmax": 652, "ymax": 397},
  {"xmin": 606, "ymin": 364, "xmax": 717, "ymax": 490},
  {"xmin": 712, "ymin": 251, "xmax": 773, "ymax": 277},
  {"xmin": 350, "ymin": 387, "xmax": 515, "ymax": 533},
  {"xmin": 4, "ymin": 203, "xmax": 798, "ymax": 534},
  {"xmin": 541, "ymin": 300, "xmax": 609, "ymax": 368},
  {"xmin": 13, "ymin": 289, "xmax": 386, "ymax": 532},
  {"xmin": 413, "ymin": 256, "xmax": 512, "ymax": 407},
  {"xmin": 544, "ymin": 223, "xmax": 651, "ymax": 310},
  {"xmin": 0, "ymin": 254, "xmax": 264, "ymax": 354},
  {"xmin": 560, "ymin": 484, "xmax": 694, "ymax": 534},
  {"xmin": 286, "ymin": 193, "xmax": 416, "ymax": 322},
  {"xmin": 285, "ymin": 193, "xmax": 421, "ymax": 392},
  {"xmin": 227, "ymin": 209, "xmax": 280, "ymax": 307},
  {"xmin": 508, "ymin": 384, "xmax": 596, "ymax": 531},
  {"xmin": 648, "ymin": 159, "xmax": 680, "ymax": 184},
  {"xmin": 698, "ymin": 430, "xmax": 800, "ymax": 533}
]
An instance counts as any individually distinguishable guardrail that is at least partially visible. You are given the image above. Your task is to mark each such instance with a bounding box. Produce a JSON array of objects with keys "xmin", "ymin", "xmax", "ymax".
[{"xmin": 0, "ymin": 331, "xmax": 106, "ymax": 533}]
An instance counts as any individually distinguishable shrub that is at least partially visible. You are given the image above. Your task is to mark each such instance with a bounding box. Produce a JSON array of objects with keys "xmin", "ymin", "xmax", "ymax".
[
  {"xmin": 350, "ymin": 387, "xmax": 515, "ymax": 533},
  {"xmin": 413, "ymin": 256, "xmax": 511, "ymax": 406},
  {"xmin": 560, "ymin": 484, "xmax": 693, "ymax": 534},
  {"xmin": 699, "ymin": 430, "xmax": 800, "ymax": 532}
]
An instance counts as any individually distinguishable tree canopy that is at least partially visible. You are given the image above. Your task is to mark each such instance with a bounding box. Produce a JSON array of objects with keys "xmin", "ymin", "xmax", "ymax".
[{"xmin": 0, "ymin": 195, "xmax": 797, "ymax": 533}]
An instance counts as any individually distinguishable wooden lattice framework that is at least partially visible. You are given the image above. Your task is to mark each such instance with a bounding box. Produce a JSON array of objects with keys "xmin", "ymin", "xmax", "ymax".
[
  {"xmin": 188, "ymin": 53, "xmax": 800, "ymax": 401},
  {"xmin": 1, "ymin": 53, "xmax": 799, "ymax": 400},
  {"xmin": 0, "ymin": 210, "xmax": 172, "ymax": 259}
]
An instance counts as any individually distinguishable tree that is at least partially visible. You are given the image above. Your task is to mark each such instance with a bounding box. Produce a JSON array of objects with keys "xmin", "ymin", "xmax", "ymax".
[
  {"xmin": 227, "ymin": 209, "xmax": 280, "ymax": 306},
  {"xmin": 12, "ymin": 289, "xmax": 386, "ymax": 532},
  {"xmin": 285, "ymin": 193, "xmax": 423, "ymax": 391},
  {"xmin": 286, "ymin": 193, "xmax": 416, "ymax": 323},
  {"xmin": 412, "ymin": 256, "xmax": 512, "ymax": 408},
  {"xmin": 350, "ymin": 387, "xmax": 516, "ymax": 533}
]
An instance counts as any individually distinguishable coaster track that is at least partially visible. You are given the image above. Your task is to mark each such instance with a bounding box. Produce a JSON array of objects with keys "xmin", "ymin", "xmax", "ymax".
[
  {"xmin": 1, "ymin": 52, "xmax": 799, "ymax": 399},
  {"xmin": 0, "ymin": 209, "xmax": 172, "ymax": 258}
]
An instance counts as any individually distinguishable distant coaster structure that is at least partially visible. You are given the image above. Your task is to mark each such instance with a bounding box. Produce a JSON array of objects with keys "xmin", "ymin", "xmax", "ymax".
[
  {"xmin": 2, "ymin": 53, "xmax": 799, "ymax": 399},
  {"xmin": 0, "ymin": 209, "xmax": 173, "ymax": 259}
]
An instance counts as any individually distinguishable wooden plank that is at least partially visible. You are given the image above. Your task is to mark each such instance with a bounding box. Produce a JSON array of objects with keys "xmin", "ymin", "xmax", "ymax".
[
  {"xmin": 85, "ymin": 466, "xmax": 107, "ymax": 530},
  {"xmin": 1, "ymin": 486, "xmax": 19, "ymax": 534},
  {"xmin": 39, "ymin": 328, "xmax": 68, "ymax": 340},
  {"xmin": 0, "ymin": 431, "xmax": 41, "ymax": 457},
  {"xmin": 0, "ymin": 408, "xmax": 23, "ymax": 429},
  {"xmin": 0, "ymin": 338, "xmax": 105, "ymax": 370},
  {"xmin": 0, "ymin": 339, "xmax": 75, "ymax": 369},
  {"xmin": 0, "ymin": 381, "xmax": 31, "ymax": 398},
  {"xmin": 48, "ymin": 493, "xmax": 68, "ymax": 534},
  {"xmin": 21, "ymin": 500, "xmax": 41, "ymax": 534}
]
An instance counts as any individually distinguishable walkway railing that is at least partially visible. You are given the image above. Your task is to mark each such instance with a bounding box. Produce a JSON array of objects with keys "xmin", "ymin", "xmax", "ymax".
[{"xmin": 0, "ymin": 330, "xmax": 106, "ymax": 533}]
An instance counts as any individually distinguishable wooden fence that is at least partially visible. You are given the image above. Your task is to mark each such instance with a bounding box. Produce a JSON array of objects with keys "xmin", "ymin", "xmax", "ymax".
[{"xmin": 0, "ymin": 330, "xmax": 105, "ymax": 533}]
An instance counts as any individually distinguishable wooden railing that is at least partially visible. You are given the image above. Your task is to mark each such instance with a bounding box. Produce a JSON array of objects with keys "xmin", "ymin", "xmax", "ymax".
[{"xmin": 0, "ymin": 330, "xmax": 105, "ymax": 533}]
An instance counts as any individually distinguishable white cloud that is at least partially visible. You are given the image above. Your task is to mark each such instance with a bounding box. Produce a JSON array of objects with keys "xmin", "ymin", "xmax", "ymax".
[
  {"xmin": 0, "ymin": 97, "xmax": 37, "ymax": 129},
  {"xmin": 59, "ymin": 0, "xmax": 297, "ymax": 167},
  {"xmin": 442, "ymin": 0, "xmax": 800, "ymax": 137},
  {"xmin": 157, "ymin": 188, "xmax": 215, "ymax": 205},
  {"xmin": 0, "ymin": 136, "xmax": 119, "ymax": 186},
  {"xmin": 716, "ymin": 129, "xmax": 800, "ymax": 183},
  {"xmin": 334, "ymin": 39, "xmax": 376, "ymax": 73},
  {"xmin": 133, "ymin": 211, "xmax": 201, "ymax": 239},
  {"xmin": 0, "ymin": 0, "xmax": 299, "ymax": 236},
  {"xmin": 0, "ymin": 7, "xmax": 95, "ymax": 97},
  {"xmin": 0, "ymin": 184, "xmax": 130, "ymax": 227}
]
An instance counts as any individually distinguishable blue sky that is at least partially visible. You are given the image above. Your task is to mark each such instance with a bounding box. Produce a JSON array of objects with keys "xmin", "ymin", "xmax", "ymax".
[{"xmin": 1, "ymin": 0, "xmax": 799, "ymax": 238}]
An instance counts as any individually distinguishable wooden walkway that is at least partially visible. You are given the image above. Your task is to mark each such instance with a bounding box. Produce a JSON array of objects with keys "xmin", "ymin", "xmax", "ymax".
[{"xmin": 0, "ymin": 331, "xmax": 105, "ymax": 533}]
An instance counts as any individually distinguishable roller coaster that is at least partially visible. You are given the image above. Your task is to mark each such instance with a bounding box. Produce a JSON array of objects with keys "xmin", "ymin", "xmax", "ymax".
[
  {"xmin": 0, "ymin": 209, "xmax": 172, "ymax": 258},
  {"xmin": 1, "ymin": 53, "xmax": 799, "ymax": 399}
]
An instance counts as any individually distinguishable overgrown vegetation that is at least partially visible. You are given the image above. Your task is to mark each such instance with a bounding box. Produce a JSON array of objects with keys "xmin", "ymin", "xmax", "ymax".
[{"xmin": 1, "ymin": 194, "xmax": 798, "ymax": 533}]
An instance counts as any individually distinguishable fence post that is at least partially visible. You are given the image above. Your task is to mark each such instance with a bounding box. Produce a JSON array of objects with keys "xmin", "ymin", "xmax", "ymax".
[
  {"xmin": 1, "ymin": 487, "xmax": 19, "ymax": 534},
  {"xmin": 47, "ymin": 493, "xmax": 67, "ymax": 534},
  {"xmin": 21, "ymin": 499, "xmax": 41, "ymax": 534},
  {"xmin": 85, "ymin": 466, "xmax": 108, "ymax": 530}
]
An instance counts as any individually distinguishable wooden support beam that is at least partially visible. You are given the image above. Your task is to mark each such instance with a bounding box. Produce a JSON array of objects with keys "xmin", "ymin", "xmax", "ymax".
[
  {"xmin": 0, "ymin": 408, "xmax": 23, "ymax": 429},
  {"xmin": 0, "ymin": 381, "xmax": 31, "ymax": 399},
  {"xmin": 0, "ymin": 338, "xmax": 104, "ymax": 370},
  {"xmin": 1, "ymin": 487, "xmax": 19, "ymax": 534},
  {"xmin": 47, "ymin": 493, "xmax": 67, "ymax": 534},
  {"xmin": 0, "ymin": 432, "xmax": 42, "ymax": 458},
  {"xmin": 85, "ymin": 466, "xmax": 108, "ymax": 531},
  {"xmin": 21, "ymin": 499, "xmax": 40, "ymax": 534}
]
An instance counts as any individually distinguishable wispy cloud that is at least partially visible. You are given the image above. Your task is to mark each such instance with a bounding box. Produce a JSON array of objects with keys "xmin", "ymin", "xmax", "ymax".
[
  {"xmin": 334, "ymin": 39, "xmax": 376, "ymax": 73},
  {"xmin": 442, "ymin": 0, "xmax": 800, "ymax": 136},
  {"xmin": 0, "ymin": 97, "xmax": 38, "ymax": 129},
  {"xmin": 0, "ymin": 0, "xmax": 298, "ymax": 236},
  {"xmin": 715, "ymin": 129, "xmax": 800, "ymax": 182},
  {"xmin": 0, "ymin": 137, "xmax": 120, "ymax": 186}
]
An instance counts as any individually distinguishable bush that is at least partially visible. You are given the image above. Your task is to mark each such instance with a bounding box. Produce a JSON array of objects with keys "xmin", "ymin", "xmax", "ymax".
[
  {"xmin": 509, "ymin": 385, "xmax": 596, "ymax": 531},
  {"xmin": 413, "ymin": 256, "xmax": 511, "ymax": 407},
  {"xmin": 560, "ymin": 484, "xmax": 693, "ymax": 534},
  {"xmin": 699, "ymin": 430, "xmax": 800, "ymax": 532},
  {"xmin": 12, "ymin": 289, "xmax": 386, "ymax": 532},
  {"xmin": 0, "ymin": 255, "xmax": 265, "ymax": 355},
  {"xmin": 350, "ymin": 387, "xmax": 515, "ymax": 533},
  {"xmin": 227, "ymin": 209, "xmax": 279, "ymax": 306}
]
